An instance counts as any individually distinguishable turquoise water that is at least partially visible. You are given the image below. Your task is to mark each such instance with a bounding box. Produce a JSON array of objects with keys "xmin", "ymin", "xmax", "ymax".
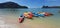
[{"xmin": 0, "ymin": 8, "xmax": 60, "ymax": 28}]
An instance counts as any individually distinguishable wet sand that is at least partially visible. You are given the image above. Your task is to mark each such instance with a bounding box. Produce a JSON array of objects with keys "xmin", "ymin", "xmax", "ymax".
[{"xmin": 0, "ymin": 14, "xmax": 60, "ymax": 28}]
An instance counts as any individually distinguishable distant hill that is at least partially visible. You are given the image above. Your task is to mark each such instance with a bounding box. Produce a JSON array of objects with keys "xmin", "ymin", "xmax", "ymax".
[
  {"xmin": 0, "ymin": 2, "xmax": 28, "ymax": 8},
  {"xmin": 42, "ymin": 6, "xmax": 60, "ymax": 8}
]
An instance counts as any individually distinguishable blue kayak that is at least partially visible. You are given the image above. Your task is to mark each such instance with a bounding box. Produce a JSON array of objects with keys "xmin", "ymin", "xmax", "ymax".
[{"xmin": 38, "ymin": 14, "xmax": 45, "ymax": 17}]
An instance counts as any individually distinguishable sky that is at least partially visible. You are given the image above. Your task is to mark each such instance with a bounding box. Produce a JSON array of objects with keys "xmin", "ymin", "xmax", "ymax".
[
  {"xmin": 45, "ymin": 0, "xmax": 60, "ymax": 6},
  {"xmin": 0, "ymin": 0, "xmax": 60, "ymax": 8}
]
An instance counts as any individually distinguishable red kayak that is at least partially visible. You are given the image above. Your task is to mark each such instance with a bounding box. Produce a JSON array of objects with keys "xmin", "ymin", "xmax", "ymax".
[
  {"xmin": 27, "ymin": 15, "xmax": 33, "ymax": 19},
  {"xmin": 44, "ymin": 12, "xmax": 53, "ymax": 16},
  {"xmin": 18, "ymin": 17, "xmax": 24, "ymax": 23}
]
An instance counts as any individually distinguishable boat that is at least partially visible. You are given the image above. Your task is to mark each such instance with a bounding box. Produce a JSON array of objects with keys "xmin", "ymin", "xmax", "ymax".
[{"xmin": 18, "ymin": 16, "xmax": 24, "ymax": 23}]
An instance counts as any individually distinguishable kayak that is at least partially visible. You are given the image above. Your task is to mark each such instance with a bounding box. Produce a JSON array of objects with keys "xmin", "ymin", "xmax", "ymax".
[
  {"xmin": 33, "ymin": 13, "xmax": 39, "ymax": 17},
  {"xmin": 18, "ymin": 16, "xmax": 24, "ymax": 23},
  {"xmin": 44, "ymin": 12, "xmax": 53, "ymax": 16},
  {"xmin": 27, "ymin": 15, "xmax": 33, "ymax": 19},
  {"xmin": 23, "ymin": 12, "xmax": 29, "ymax": 18},
  {"xmin": 28, "ymin": 12, "xmax": 33, "ymax": 16},
  {"xmin": 38, "ymin": 14, "xmax": 45, "ymax": 17}
]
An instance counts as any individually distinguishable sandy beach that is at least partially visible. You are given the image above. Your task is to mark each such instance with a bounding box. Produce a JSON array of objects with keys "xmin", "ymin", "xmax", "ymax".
[{"xmin": 0, "ymin": 9, "xmax": 60, "ymax": 28}]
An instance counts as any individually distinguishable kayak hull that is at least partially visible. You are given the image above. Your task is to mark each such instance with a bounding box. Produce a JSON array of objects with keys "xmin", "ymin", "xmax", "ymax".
[{"xmin": 19, "ymin": 18, "xmax": 24, "ymax": 23}]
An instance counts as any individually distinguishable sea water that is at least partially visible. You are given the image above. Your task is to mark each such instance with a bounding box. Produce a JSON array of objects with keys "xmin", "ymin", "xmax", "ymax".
[{"xmin": 0, "ymin": 8, "xmax": 60, "ymax": 28}]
